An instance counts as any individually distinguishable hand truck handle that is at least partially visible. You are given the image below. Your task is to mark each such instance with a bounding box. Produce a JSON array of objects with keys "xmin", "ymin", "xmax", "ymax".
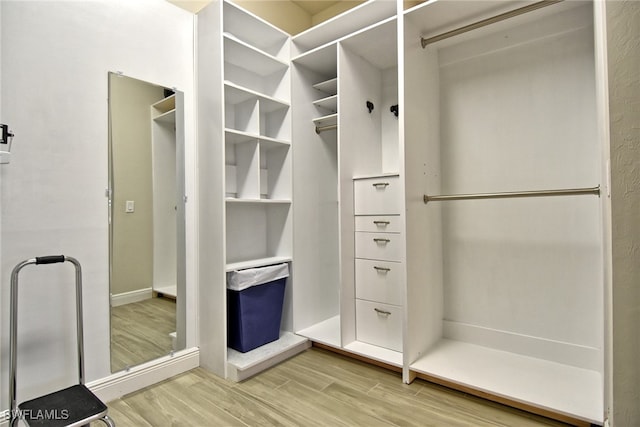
[{"xmin": 35, "ymin": 255, "xmax": 66, "ymax": 264}]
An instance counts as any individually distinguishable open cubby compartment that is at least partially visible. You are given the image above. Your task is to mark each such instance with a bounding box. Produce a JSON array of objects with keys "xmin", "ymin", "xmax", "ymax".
[
  {"xmin": 338, "ymin": 16, "xmax": 399, "ymax": 177},
  {"xmin": 224, "ymin": 84, "xmax": 260, "ymax": 134},
  {"xmin": 259, "ymin": 99, "xmax": 291, "ymax": 141},
  {"xmin": 259, "ymin": 141, "xmax": 291, "ymax": 200},
  {"xmin": 225, "ymin": 134, "xmax": 260, "ymax": 200},
  {"xmin": 292, "ymin": 44, "xmax": 339, "ymax": 131},
  {"xmin": 223, "ymin": 34, "xmax": 290, "ymax": 100},
  {"xmin": 225, "ymin": 202, "xmax": 292, "ymax": 265},
  {"xmin": 222, "ymin": 0, "xmax": 289, "ymax": 61},
  {"xmin": 404, "ymin": 1, "xmax": 604, "ymax": 424}
]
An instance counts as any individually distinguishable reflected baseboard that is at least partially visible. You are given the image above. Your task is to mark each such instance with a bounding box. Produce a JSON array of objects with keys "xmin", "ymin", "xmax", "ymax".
[
  {"xmin": 87, "ymin": 347, "xmax": 199, "ymax": 403},
  {"xmin": 110, "ymin": 287, "xmax": 153, "ymax": 307}
]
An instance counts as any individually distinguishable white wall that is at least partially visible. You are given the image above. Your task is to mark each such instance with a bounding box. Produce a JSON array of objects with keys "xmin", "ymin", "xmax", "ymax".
[
  {"xmin": 606, "ymin": 1, "xmax": 640, "ymax": 425},
  {"xmin": 0, "ymin": 0, "xmax": 4, "ymax": 415},
  {"xmin": 0, "ymin": 0, "xmax": 195, "ymax": 408}
]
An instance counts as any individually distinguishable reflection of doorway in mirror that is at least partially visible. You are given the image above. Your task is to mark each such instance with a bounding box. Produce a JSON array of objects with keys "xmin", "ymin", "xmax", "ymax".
[{"xmin": 108, "ymin": 73, "xmax": 185, "ymax": 373}]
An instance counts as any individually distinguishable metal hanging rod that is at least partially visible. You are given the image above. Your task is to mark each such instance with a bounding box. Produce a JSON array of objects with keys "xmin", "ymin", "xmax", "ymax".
[
  {"xmin": 315, "ymin": 124, "xmax": 338, "ymax": 134},
  {"xmin": 420, "ymin": 0, "xmax": 563, "ymax": 48},
  {"xmin": 423, "ymin": 186, "xmax": 600, "ymax": 204}
]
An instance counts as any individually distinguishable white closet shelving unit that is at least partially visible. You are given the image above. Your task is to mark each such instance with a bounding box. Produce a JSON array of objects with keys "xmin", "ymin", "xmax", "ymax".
[
  {"xmin": 402, "ymin": 1, "xmax": 606, "ymax": 424},
  {"xmin": 197, "ymin": 0, "xmax": 308, "ymax": 383},
  {"xmin": 199, "ymin": 1, "xmax": 612, "ymax": 424},
  {"xmin": 292, "ymin": 14, "xmax": 403, "ymax": 369},
  {"xmin": 151, "ymin": 94, "xmax": 178, "ymax": 298}
]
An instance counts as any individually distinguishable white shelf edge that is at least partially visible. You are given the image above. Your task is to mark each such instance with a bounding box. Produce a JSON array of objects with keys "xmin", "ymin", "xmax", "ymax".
[
  {"xmin": 312, "ymin": 113, "xmax": 338, "ymax": 126},
  {"xmin": 224, "ymin": 81, "xmax": 291, "ymax": 108},
  {"xmin": 312, "ymin": 94, "xmax": 338, "ymax": 112},
  {"xmin": 154, "ymin": 109, "xmax": 176, "ymax": 124},
  {"xmin": 225, "ymin": 197, "xmax": 291, "ymax": 204},
  {"xmin": 223, "ymin": 33, "xmax": 289, "ymax": 68},
  {"xmin": 292, "ymin": 0, "xmax": 396, "ymax": 52},
  {"xmin": 312, "ymin": 78, "xmax": 338, "ymax": 95},
  {"xmin": 152, "ymin": 93, "xmax": 176, "ymax": 111},
  {"xmin": 224, "ymin": 128, "xmax": 290, "ymax": 146},
  {"xmin": 352, "ymin": 172, "xmax": 400, "ymax": 180},
  {"xmin": 225, "ymin": 256, "xmax": 292, "ymax": 272}
]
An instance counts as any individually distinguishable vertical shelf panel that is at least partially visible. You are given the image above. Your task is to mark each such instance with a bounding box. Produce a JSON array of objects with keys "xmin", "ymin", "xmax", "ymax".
[{"xmin": 233, "ymin": 141, "xmax": 260, "ymax": 199}]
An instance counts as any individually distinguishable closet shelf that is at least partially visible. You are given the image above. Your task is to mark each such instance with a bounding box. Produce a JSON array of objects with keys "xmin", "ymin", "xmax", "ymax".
[
  {"xmin": 225, "ymin": 128, "xmax": 290, "ymax": 147},
  {"xmin": 225, "ymin": 198, "xmax": 291, "ymax": 205},
  {"xmin": 410, "ymin": 339, "xmax": 602, "ymax": 424},
  {"xmin": 291, "ymin": 0, "xmax": 396, "ymax": 54},
  {"xmin": 312, "ymin": 78, "xmax": 338, "ymax": 96},
  {"xmin": 312, "ymin": 113, "xmax": 338, "ymax": 127},
  {"xmin": 296, "ymin": 315, "xmax": 341, "ymax": 348},
  {"xmin": 224, "ymin": 81, "xmax": 290, "ymax": 112},
  {"xmin": 225, "ymin": 256, "xmax": 292, "ymax": 272},
  {"xmin": 224, "ymin": 34, "xmax": 289, "ymax": 76},
  {"xmin": 313, "ymin": 95, "xmax": 338, "ymax": 113},
  {"xmin": 153, "ymin": 109, "xmax": 175, "ymax": 124},
  {"xmin": 152, "ymin": 94, "xmax": 176, "ymax": 115}
]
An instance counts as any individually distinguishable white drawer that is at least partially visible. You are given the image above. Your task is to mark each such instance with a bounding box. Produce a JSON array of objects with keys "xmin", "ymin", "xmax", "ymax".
[
  {"xmin": 354, "ymin": 215, "xmax": 402, "ymax": 233},
  {"xmin": 355, "ymin": 259, "xmax": 403, "ymax": 306},
  {"xmin": 354, "ymin": 176, "xmax": 401, "ymax": 215},
  {"xmin": 355, "ymin": 232, "xmax": 403, "ymax": 262},
  {"xmin": 356, "ymin": 299, "xmax": 402, "ymax": 352}
]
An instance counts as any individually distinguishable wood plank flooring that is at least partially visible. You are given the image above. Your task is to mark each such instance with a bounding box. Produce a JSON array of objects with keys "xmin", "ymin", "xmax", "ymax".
[
  {"xmin": 110, "ymin": 296, "xmax": 176, "ymax": 373},
  {"xmin": 96, "ymin": 347, "xmax": 570, "ymax": 426}
]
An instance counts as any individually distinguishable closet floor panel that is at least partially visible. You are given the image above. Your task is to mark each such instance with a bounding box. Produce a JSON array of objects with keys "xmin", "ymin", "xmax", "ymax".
[
  {"xmin": 410, "ymin": 339, "xmax": 602, "ymax": 424},
  {"xmin": 227, "ymin": 332, "xmax": 310, "ymax": 382},
  {"xmin": 296, "ymin": 315, "xmax": 341, "ymax": 348}
]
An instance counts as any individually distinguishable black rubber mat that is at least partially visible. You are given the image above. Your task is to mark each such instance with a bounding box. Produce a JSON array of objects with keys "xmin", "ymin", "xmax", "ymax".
[{"xmin": 18, "ymin": 384, "xmax": 107, "ymax": 427}]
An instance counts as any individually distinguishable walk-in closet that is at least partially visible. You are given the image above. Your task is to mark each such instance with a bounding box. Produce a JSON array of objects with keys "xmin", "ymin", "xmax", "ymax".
[{"xmin": 197, "ymin": 0, "xmax": 612, "ymax": 424}]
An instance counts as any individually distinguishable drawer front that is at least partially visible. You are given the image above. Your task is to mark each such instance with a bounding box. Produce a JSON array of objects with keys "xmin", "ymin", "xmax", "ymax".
[
  {"xmin": 354, "ymin": 176, "xmax": 401, "ymax": 215},
  {"xmin": 355, "ymin": 259, "xmax": 403, "ymax": 306},
  {"xmin": 355, "ymin": 232, "xmax": 403, "ymax": 262},
  {"xmin": 356, "ymin": 299, "xmax": 403, "ymax": 352},
  {"xmin": 354, "ymin": 215, "xmax": 402, "ymax": 233}
]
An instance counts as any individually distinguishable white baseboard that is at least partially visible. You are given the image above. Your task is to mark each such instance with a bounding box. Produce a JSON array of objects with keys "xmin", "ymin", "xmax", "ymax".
[
  {"xmin": 0, "ymin": 349, "xmax": 199, "ymax": 426},
  {"xmin": 443, "ymin": 320, "xmax": 600, "ymax": 371},
  {"xmin": 110, "ymin": 287, "xmax": 153, "ymax": 307},
  {"xmin": 86, "ymin": 347, "xmax": 199, "ymax": 403}
]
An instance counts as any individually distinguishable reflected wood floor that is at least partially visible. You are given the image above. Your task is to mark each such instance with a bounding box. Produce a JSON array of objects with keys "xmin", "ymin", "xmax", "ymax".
[
  {"xmin": 110, "ymin": 296, "xmax": 176, "ymax": 372},
  {"xmin": 97, "ymin": 347, "xmax": 569, "ymax": 427}
]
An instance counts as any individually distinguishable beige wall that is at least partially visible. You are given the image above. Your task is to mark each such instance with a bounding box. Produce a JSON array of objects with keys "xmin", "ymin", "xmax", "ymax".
[
  {"xmin": 110, "ymin": 74, "xmax": 165, "ymax": 296},
  {"xmin": 607, "ymin": 1, "xmax": 640, "ymax": 425},
  {"xmin": 232, "ymin": 0, "xmax": 311, "ymax": 35},
  {"xmin": 311, "ymin": 1, "xmax": 364, "ymax": 27}
]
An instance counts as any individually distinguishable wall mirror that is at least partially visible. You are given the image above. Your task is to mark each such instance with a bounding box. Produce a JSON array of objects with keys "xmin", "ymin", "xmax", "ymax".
[{"xmin": 108, "ymin": 72, "xmax": 186, "ymax": 373}]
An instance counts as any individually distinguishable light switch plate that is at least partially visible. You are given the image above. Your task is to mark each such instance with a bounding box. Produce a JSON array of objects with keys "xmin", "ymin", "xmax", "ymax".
[{"xmin": 125, "ymin": 200, "xmax": 135, "ymax": 213}]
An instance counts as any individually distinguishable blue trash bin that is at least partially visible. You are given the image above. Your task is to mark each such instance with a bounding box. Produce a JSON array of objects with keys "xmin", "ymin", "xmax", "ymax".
[{"xmin": 227, "ymin": 263, "xmax": 289, "ymax": 353}]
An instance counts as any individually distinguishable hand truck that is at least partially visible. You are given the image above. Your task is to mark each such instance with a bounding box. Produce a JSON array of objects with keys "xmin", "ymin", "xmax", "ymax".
[{"xmin": 9, "ymin": 255, "xmax": 115, "ymax": 426}]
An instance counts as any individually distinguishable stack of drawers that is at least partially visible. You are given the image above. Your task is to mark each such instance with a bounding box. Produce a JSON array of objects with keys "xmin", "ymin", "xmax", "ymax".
[{"xmin": 353, "ymin": 175, "xmax": 403, "ymax": 352}]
